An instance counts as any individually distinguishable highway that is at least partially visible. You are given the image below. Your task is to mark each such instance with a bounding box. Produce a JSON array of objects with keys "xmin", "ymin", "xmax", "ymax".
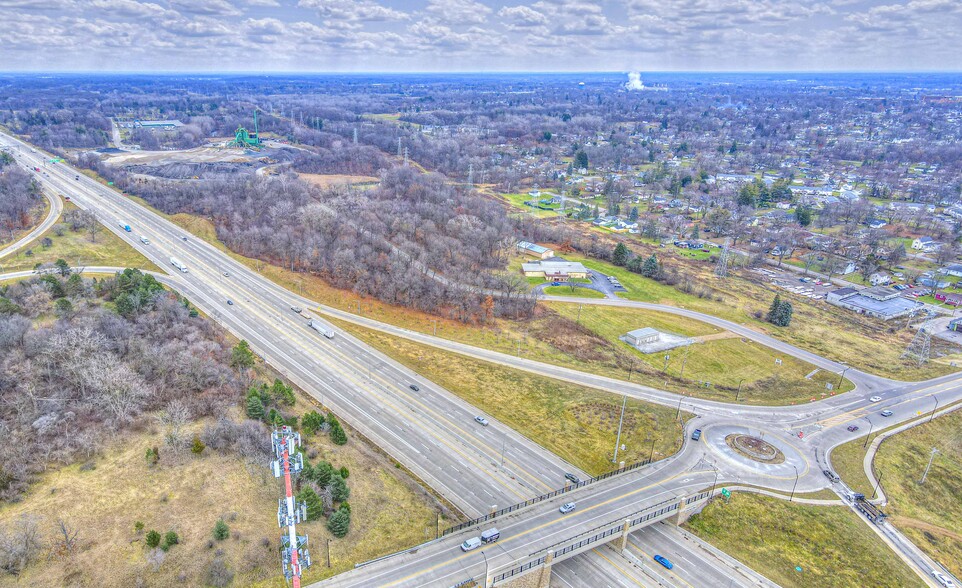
[{"xmin": 4, "ymin": 131, "xmax": 961, "ymax": 588}]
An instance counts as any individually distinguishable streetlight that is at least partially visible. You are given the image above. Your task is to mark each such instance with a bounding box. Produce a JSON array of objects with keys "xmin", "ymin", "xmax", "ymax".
[
  {"xmin": 612, "ymin": 394, "xmax": 628, "ymax": 463},
  {"xmin": 837, "ymin": 363, "xmax": 850, "ymax": 390},
  {"xmin": 735, "ymin": 378, "xmax": 745, "ymax": 402},
  {"xmin": 327, "ymin": 538, "xmax": 332, "ymax": 568},
  {"xmin": 710, "ymin": 465, "xmax": 719, "ymax": 497},
  {"xmin": 789, "ymin": 464, "xmax": 799, "ymax": 502},
  {"xmin": 929, "ymin": 396, "xmax": 940, "ymax": 423},
  {"xmin": 648, "ymin": 438, "xmax": 656, "ymax": 463},
  {"xmin": 480, "ymin": 551, "xmax": 490, "ymax": 588},
  {"xmin": 675, "ymin": 394, "xmax": 684, "ymax": 420},
  {"xmin": 862, "ymin": 419, "xmax": 874, "ymax": 449}
]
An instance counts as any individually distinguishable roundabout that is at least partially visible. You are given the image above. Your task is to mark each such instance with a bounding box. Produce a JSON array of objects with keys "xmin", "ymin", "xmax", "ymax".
[{"xmin": 702, "ymin": 424, "xmax": 809, "ymax": 478}]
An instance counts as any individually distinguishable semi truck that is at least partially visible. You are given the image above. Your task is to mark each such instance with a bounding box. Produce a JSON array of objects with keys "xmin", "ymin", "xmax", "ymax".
[
  {"xmin": 170, "ymin": 257, "xmax": 188, "ymax": 273},
  {"xmin": 118, "ymin": 221, "xmax": 131, "ymax": 232},
  {"xmin": 308, "ymin": 320, "xmax": 335, "ymax": 339}
]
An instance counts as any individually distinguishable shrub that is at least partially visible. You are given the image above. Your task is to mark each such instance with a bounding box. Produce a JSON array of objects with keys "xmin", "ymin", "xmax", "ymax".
[
  {"xmin": 213, "ymin": 519, "xmax": 229, "ymax": 541},
  {"xmin": 191, "ymin": 436, "xmax": 206, "ymax": 455},
  {"xmin": 145, "ymin": 530, "xmax": 161, "ymax": 548},
  {"xmin": 161, "ymin": 531, "xmax": 179, "ymax": 551},
  {"xmin": 206, "ymin": 557, "xmax": 234, "ymax": 588},
  {"xmin": 327, "ymin": 506, "xmax": 351, "ymax": 538}
]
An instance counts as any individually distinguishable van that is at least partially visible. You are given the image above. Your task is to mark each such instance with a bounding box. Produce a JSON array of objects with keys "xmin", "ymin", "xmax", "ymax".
[
  {"xmin": 480, "ymin": 528, "xmax": 500, "ymax": 543},
  {"xmin": 140, "ymin": 236, "xmax": 150, "ymax": 245},
  {"xmin": 460, "ymin": 537, "xmax": 481, "ymax": 552}
]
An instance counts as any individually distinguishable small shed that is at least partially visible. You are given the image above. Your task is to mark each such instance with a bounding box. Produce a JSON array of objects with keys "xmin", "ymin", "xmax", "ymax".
[{"xmin": 625, "ymin": 328, "xmax": 660, "ymax": 346}]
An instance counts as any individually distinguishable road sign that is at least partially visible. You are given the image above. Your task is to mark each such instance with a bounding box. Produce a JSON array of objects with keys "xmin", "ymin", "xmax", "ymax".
[
  {"xmin": 721, "ymin": 489, "xmax": 730, "ymax": 498},
  {"xmin": 107, "ymin": 181, "xmax": 114, "ymax": 185}
]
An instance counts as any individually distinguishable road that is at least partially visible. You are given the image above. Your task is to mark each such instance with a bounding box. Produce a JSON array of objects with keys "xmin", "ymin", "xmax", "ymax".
[
  {"xmin": 0, "ymin": 133, "xmax": 757, "ymax": 588},
  {"xmin": 4, "ymin": 131, "xmax": 958, "ymax": 588},
  {"xmin": 0, "ymin": 168, "xmax": 62, "ymax": 260}
]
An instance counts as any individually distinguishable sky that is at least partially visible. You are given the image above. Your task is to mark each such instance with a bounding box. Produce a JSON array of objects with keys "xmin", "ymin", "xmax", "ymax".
[{"xmin": 2, "ymin": 0, "xmax": 961, "ymax": 72}]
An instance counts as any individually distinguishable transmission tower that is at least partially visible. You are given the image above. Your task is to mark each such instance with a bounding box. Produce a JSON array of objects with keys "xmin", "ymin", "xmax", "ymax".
[
  {"xmin": 902, "ymin": 319, "xmax": 933, "ymax": 366},
  {"xmin": 467, "ymin": 163, "xmax": 474, "ymax": 188},
  {"xmin": 403, "ymin": 147, "xmax": 409, "ymax": 166},
  {"xmin": 270, "ymin": 426, "xmax": 312, "ymax": 588},
  {"xmin": 714, "ymin": 240, "xmax": 732, "ymax": 277},
  {"xmin": 353, "ymin": 127, "xmax": 358, "ymax": 145},
  {"xmin": 397, "ymin": 137, "xmax": 402, "ymax": 158}
]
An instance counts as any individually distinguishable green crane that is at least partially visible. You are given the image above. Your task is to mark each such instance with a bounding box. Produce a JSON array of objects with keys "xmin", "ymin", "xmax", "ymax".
[{"xmin": 228, "ymin": 110, "xmax": 261, "ymax": 149}]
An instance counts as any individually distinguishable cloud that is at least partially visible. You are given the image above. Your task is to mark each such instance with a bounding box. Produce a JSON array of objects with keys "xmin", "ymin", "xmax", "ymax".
[
  {"xmin": 297, "ymin": 0, "xmax": 409, "ymax": 22},
  {"xmin": 497, "ymin": 5, "xmax": 548, "ymax": 27},
  {"xmin": 425, "ymin": 0, "xmax": 491, "ymax": 25},
  {"xmin": 169, "ymin": 0, "xmax": 241, "ymax": 16}
]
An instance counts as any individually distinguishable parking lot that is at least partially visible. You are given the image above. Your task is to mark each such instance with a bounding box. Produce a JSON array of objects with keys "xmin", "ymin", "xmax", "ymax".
[{"xmin": 752, "ymin": 267, "xmax": 836, "ymax": 300}]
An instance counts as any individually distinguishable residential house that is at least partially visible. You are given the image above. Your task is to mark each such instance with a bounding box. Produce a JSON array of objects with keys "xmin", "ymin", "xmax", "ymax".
[
  {"xmin": 912, "ymin": 236, "xmax": 940, "ymax": 252},
  {"xmin": 869, "ymin": 273, "xmax": 891, "ymax": 286}
]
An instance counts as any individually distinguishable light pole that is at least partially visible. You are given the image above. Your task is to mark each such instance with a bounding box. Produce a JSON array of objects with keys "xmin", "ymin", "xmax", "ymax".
[
  {"xmin": 648, "ymin": 438, "xmax": 656, "ymax": 463},
  {"xmin": 480, "ymin": 551, "xmax": 490, "ymax": 588},
  {"xmin": 675, "ymin": 394, "xmax": 684, "ymax": 420},
  {"xmin": 837, "ymin": 364, "xmax": 849, "ymax": 390},
  {"xmin": 789, "ymin": 464, "xmax": 799, "ymax": 502},
  {"xmin": 612, "ymin": 394, "xmax": 628, "ymax": 463},
  {"xmin": 627, "ymin": 361, "xmax": 633, "ymax": 381},
  {"xmin": 929, "ymin": 396, "xmax": 940, "ymax": 423},
  {"xmin": 500, "ymin": 435, "xmax": 506, "ymax": 468},
  {"xmin": 710, "ymin": 465, "xmax": 719, "ymax": 497},
  {"xmin": 863, "ymin": 419, "xmax": 874, "ymax": 449},
  {"xmin": 735, "ymin": 378, "xmax": 745, "ymax": 402},
  {"xmin": 327, "ymin": 538, "xmax": 332, "ymax": 568},
  {"xmin": 920, "ymin": 448, "xmax": 939, "ymax": 484}
]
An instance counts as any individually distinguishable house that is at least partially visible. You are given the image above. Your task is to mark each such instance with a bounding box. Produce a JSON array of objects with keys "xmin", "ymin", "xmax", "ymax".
[
  {"xmin": 521, "ymin": 260, "xmax": 588, "ymax": 281},
  {"xmin": 869, "ymin": 273, "xmax": 891, "ymax": 286},
  {"xmin": 943, "ymin": 264, "xmax": 962, "ymax": 278},
  {"xmin": 917, "ymin": 277, "xmax": 951, "ymax": 288},
  {"xmin": 935, "ymin": 293, "xmax": 962, "ymax": 306},
  {"xmin": 840, "ymin": 261, "xmax": 857, "ymax": 275},
  {"xmin": 624, "ymin": 328, "xmax": 660, "ymax": 346},
  {"xmin": 516, "ymin": 241, "xmax": 554, "ymax": 259},
  {"xmin": 865, "ymin": 218, "xmax": 887, "ymax": 229},
  {"xmin": 912, "ymin": 236, "xmax": 939, "ymax": 251},
  {"xmin": 827, "ymin": 286, "xmax": 922, "ymax": 320}
]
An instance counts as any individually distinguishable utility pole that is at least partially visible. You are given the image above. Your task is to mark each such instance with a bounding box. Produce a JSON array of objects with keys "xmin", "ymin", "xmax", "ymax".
[
  {"xmin": 837, "ymin": 364, "xmax": 849, "ymax": 390},
  {"xmin": 576, "ymin": 303, "xmax": 583, "ymax": 323},
  {"xmin": 929, "ymin": 396, "xmax": 940, "ymax": 423},
  {"xmin": 919, "ymin": 448, "xmax": 939, "ymax": 484},
  {"xmin": 863, "ymin": 420, "xmax": 874, "ymax": 449},
  {"xmin": 735, "ymin": 378, "xmax": 745, "ymax": 402},
  {"xmin": 872, "ymin": 469, "xmax": 884, "ymax": 500},
  {"xmin": 789, "ymin": 464, "xmax": 799, "ymax": 502},
  {"xmin": 612, "ymin": 394, "xmax": 628, "ymax": 463},
  {"xmin": 500, "ymin": 435, "xmax": 506, "ymax": 468},
  {"xmin": 679, "ymin": 344, "xmax": 691, "ymax": 380}
]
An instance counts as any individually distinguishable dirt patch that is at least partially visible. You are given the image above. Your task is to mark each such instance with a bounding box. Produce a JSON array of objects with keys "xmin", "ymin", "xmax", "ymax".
[
  {"xmin": 890, "ymin": 516, "xmax": 962, "ymax": 543},
  {"xmin": 299, "ymin": 173, "xmax": 381, "ymax": 188},
  {"xmin": 725, "ymin": 433, "xmax": 786, "ymax": 464},
  {"xmin": 529, "ymin": 312, "xmax": 614, "ymax": 363}
]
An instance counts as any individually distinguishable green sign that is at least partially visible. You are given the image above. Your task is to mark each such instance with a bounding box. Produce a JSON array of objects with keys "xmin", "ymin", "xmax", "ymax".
[
  {"xmin": 107, "ymin": 181, "xmax": 114, "ymax": 185},
  {"xmin": 721, "ymin": 488, "xmax": 730, "ymax": 498}
]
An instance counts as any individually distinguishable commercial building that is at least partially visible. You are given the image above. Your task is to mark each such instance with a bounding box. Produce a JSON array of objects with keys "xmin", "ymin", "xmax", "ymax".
[
  {"xmin": 516, "ymin": 241, "xmax": 554, "ymax": 259},
  {"xmin": 826, "ymin": 286, "xmax": 922, "ymax": 320},
  {"xmin": 521, "ymin": 260, "xmax": 588, "ymax": 281},
  {"xmin": 624, "ymin": 328, "xmax": 660, "ymax": 346}
]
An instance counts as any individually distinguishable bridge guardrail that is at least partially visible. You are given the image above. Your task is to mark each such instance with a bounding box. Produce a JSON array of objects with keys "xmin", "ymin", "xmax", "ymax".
[
  {"xmin": 441, "ymin": 458, "xmax": 652, "ymax": 537},
  {"xmin": 491, "ymin": 489, "xmax": 712, "ymax": 584}
]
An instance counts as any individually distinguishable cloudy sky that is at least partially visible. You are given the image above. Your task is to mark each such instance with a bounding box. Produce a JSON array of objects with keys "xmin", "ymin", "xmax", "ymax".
[{"xmin": 2, "ymin": 0, "xmax": 960, "ymax": 72}]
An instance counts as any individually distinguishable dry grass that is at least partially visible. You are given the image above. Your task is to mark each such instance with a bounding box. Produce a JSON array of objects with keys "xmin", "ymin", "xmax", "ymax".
[
  {"xmin": 1, "ymin": 201, "xmax": 161, "ymax": 274},
  {"xmin": 298, "ymin": 173, "xmax": 380, "ymax": 189},
  {"xmin": 685, "ymin": 494, "xmax": 925, "ymax": 588},
  {"xmin": 332, "ymin": 320, "xmax": 686, "ymax": 477}
]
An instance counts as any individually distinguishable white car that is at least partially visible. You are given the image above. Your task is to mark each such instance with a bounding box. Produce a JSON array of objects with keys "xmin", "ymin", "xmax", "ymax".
[
  {"xmin": 559, "ymin": 502, "xmax": 576, "ymax": 514},
  {"xmin": 474, "ymin": 416, "xmax": 490, "ymax": 426},
  {"xmin": 460, "ymin": 537, "xmax": 481, "ymax": 552},
  {"xmin": 869, "ymin": 396, "xmax": 882, "ymax": 403},
  {"xmin": 932, "ymin": 571, "xmax": 957, "ymax": 588}
]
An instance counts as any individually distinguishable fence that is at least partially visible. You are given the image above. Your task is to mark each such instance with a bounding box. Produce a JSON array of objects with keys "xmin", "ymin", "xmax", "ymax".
[
  {"xmin": 491, "ymin": 489, "xmax": 712, "ymax": 584},
  {"xmin": 441, "ymin": 458, "xmax": 652, "ymax": 537}
]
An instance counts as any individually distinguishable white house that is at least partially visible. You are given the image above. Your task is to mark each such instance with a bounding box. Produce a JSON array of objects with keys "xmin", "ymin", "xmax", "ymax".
[
  {"xmin": 869, "ymin": 272, "xmax": 892, "ymax": 286},
  {"xmin": 912, "ymin": 236, "xmax": 940, "ymax": 252},
  {"xmin": 840, "ymin": 261, "xmax": 857, "ymax": 275}
]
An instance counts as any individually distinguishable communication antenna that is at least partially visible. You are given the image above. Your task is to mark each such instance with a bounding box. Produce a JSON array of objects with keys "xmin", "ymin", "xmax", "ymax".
[
  {"xmin": 902, "ymin": 318, "xmax": 933, "ymax": 366},
  {"xmin": 270, "ymin": 426, "xmax": 312, "ymax": 587}
]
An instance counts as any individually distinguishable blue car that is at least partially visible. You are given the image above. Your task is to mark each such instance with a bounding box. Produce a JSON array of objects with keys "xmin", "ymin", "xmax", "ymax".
[{"xmin": 653, "ymin": 554, "xmax": 673, "ymax": 569}]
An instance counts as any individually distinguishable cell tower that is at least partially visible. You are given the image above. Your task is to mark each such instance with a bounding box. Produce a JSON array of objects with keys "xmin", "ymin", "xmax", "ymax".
[
  {"xmin": 902, "ymin": 319, "xmax": 933, "ymax": 366},
  {"xmin": 270, "ymin": 426, "xmax": 312, "ymax": 588}
]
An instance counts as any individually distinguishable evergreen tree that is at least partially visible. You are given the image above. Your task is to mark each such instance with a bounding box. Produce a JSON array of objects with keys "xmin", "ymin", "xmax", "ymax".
[
  {"xmin": 246, "ymin": 394, "xmax": 265, "ymax": 421},
  {"xmin": 302, "ymin": 411, "xmax": 325, "ymax": 434},
  {"xmin": 191, "ymin": 436, "xmax": 206, "ymax": 454},
  {"xmin": 628, "ymin": 206, "xmax": 639, "ymax": 222},
  {"xmin": 297, "ymin": 487, "xmax": 324, "ymax": 521},
  {"xmin": 312, "ymin": 461, "xmax": 335, "ymax": 487},
  {"xmin": 328, "ymin": 473, "xmax": 350, "ymax": 503},
  {"xmin": 766, "ymin": 294, "xmax": 782, "ymax": 324},
  {"xmin": 612, "ymin": 243, "xmax": 630, "ymax": 267},
  {"xmin": 230, "ymin": 340, "xmax": 256, "ymax": 369},
  {"xmin": 161, "ymin": 531, "xmax": 179, "ymax": 551},
  {"xmin": 327, "ymin": 506, "xmax": 351, "ymax": 538},
  {"xmin": 774, "ymin": 299, "xmax": 794, "ymax": 327},
  {"xmin": 640, "ymin": 254, "xmax": 661, "ymax": 278},
  {"xmin": 330, "ymin": 419, "xmax": 347, "ymax": 445},
  {"xmin": 213, "ymin": 520, "xmax": 230, "ymax": 541},
  {"xmin": 795, "ymin": 206, "xmax": 813, "ymax": 226},
  {"xmin": 574, "ymin": 150, "xmax": 589, "ymax": 169},
  {"xmin": 145, "ymin": 530, "xmax": 161, "ymax": 548}
]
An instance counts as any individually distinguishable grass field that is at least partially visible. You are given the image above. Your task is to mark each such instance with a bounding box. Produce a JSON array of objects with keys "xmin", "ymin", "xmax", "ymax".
[
  {"xmin": 542, "ymin": 285, "xmax": 606, "ymax": 298},
  {"xmin": 298, "ymin": 173, "xmax": 380, "ymax": 189},
  {"xmin": 0, "ymin": 405, "xmax": 444, "ymax": 588},
  {"xmin": 685, "ymin": 494, "xmax": 925, "ymax": 588},
  {"xmin": 331, "ymin": 320, "xmax": 687, "ymax": 477},
  {"xmin": 831, "ymin": 407, "xmax": 962, "ymax": 578},
  {"xmin": 1, "ymin": 202, "xmax": 161, "ymax": 273}
]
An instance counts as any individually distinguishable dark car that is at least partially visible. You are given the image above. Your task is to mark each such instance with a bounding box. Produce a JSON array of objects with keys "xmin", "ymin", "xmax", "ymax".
[
  {"xmin": 226, "ymin": 300, "xmax": 234, "ymax": 306},
  {"xmin": 409, "ymin": 384, "xmax": 420, "ymax": 391},
  {"xmin": 564, "ymin": 472, "xmax": 581, "ymax": 485},
  {"xmin": 823, "ymin": 469, "xmax": 840, "ymax": 483},
  {"xmin": 691, "ymin": 429, "xmax": 702, "ymax": 441},
  {"xmin": 653, "ymin": 555, "xmax": 673, "ymax": 570},
  {"xmin": 847, "ymin": 425, "xmax": 859, "ymax": 432}
]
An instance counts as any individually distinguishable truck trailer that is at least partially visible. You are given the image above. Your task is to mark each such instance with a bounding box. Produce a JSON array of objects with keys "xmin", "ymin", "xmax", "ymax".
[
  {"xmin": 308, "ymin": 320, "xmax": 335, "ymax": 339},
  {"xmin": 170, "ymin": 257, "xmax": 188, "ymax": 273}
]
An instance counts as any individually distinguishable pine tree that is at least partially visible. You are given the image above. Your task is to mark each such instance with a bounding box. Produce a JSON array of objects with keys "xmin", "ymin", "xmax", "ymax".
[
  {"xmin": 612, "ymin": 243, "xmax": 630, "ymax": 266},
  {"xmin": 213, "ymin": 519, "xmax": 229, "ymax": 541},
  {"xmin": 297, "ymin": 487, "xmax": 324, "ymax": 521},
  {"xmin": 640, "ymin": 254, "xmax": 660, "ymax": 278},
  {"xmin": 302, "ymin": 411, "xmax": 325, "ymax": 434},
  {"xmin": 312, "ymin": 461, "xmax": 335, "ymax": 487},
  {"xmin": 246, "ymin": 394, "xmax": 265, "ymax": 421},
  {"xmin": 328, "ymin": 473, "xmax": 350, "ymax": 503},
  {"xmin": 230, "ymin": 340, "xmax": 256, "ymax": 369},
  {"xmin": 775, "ymin": 299, "xmax": 794, "ymax": 327},
  {"xmin": 767, "ymin": 294, "xmax": 782, "ymax": 324},
  {"xmin": 145, "ymin": 530, "xmax": 161, "ymax": 548},
  {"xmin": 327, "ymin": 506, "xmax": 351, "ymax": 538},
  {"xmin": 330, "ymin": 419, "xmax": 347, "ymax": 445},
  {"xmin": 161, "ymin": 531, "xmax": 179, "ymax": 551}
]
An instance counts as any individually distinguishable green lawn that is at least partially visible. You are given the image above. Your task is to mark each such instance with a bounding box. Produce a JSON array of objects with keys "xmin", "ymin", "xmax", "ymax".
[
  {"xmin": 685, "ymin": 494, "xmax": 925, "ymax": 588},
  {"xmin": 832, "ymin": 407, "xmax": 962, "ymax": 578},
  {"xmin": 542, "ymin": 285, "xmax": 606, "ymax": 298},
  {"xmin": 331, "ymin": 320, "xmax": 686, "ymax": 477}
]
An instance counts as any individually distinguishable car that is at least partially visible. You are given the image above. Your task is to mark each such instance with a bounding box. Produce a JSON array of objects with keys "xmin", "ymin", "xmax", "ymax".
[
  {"xmin": 932, "ymin": 570, "xmax": 957, "ymax": 588},
  {"xmin": 691, "ymin": 429, "xmax": 702, "ymax": 441},
  {"xmin": 559, "ymin": 502, "xmax": 576, "ymax": 514},
  {"xmin": 409, "ymin": 384, "xmax": 420, "ymax": 391},
  {"xmin": 223, "ymin": 271, "xmax": 230, "ymax": 277},
  {"xmin": 74, "ymin": 175, "xmax": 79, "ymax": 180},
  {"xmin": 564, "ymin": 472, "xmax": 581, "ymax": 485},
  {"xmin": 551, "ymin": 281, "xmax": 561, "ymax": 286},
  {"xmin": 653, "ymin": 555, "xmax": 673, "ymax": 570},
  {"xmin": 460, "ymin": 537, "xmax": 482, "ymax": 552},
  {"xmin": 847, "ymin": 425, "xmax": 860, "ymax": 432},
  {"xmin": 881, "ymin": 410, "xmax": 894, "ymax": 417},
  {"xmin": 474, "ymin": 416, "xmax": 489, "ymax": 426},
  {"xmin": 291, "ymin": 306, "xmax": 302, "ymax": 314},
  {"xmin": 226, "ymin": 300, "xmax": 234, "ymax": 306},
  {"xmin": 823, "ymin": 469, "xmax": 841, "ymax": 483},
  {"xmin": 869, "ymin": 396, "xmax": 882, "ymax": 402},
  {"xmin": 181, "ymin": 236, "xmax": 188, "ymax": 241}
]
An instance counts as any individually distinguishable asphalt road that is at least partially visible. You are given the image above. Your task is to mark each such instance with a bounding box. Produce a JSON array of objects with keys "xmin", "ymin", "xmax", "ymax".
[
  {"xmin": 5, "ymin": 132, "xmax": 959, "ymax": 588},
  {"xmin": 0, "ymin": 167, "xmax": 62, "ymax": 260}
]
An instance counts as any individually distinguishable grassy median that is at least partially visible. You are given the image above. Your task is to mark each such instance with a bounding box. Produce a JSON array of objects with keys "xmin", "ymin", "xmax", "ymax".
[{"xmin": 685, "ymin": 494, "xmax": 924, "ymax": 588}]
